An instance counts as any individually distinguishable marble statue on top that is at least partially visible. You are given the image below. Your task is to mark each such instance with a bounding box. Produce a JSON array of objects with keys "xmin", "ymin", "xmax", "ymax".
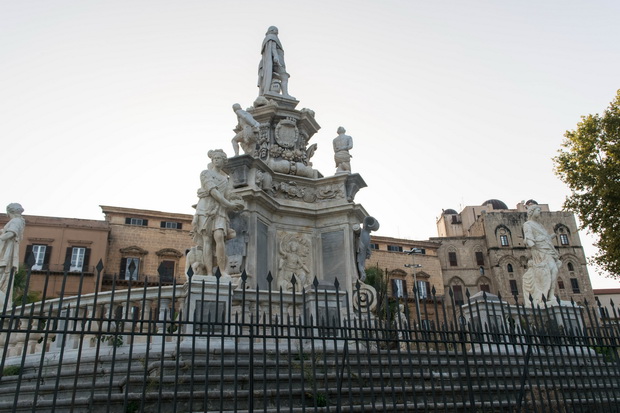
[
  {"xmin": 522, "ymin": 204, "xmax": 562, "ymax": 307},
  {"xmin": 258, "ymin": 26, "xmax": 293, "ymax": 99},
  {"xmin": 190, "ymin": 150, "xmax": 245, "ymax": 280},
  {"xmin": 231, "ymin": 103, "xmax": 260, "ymax": 156},
  {"xmin": 0, "ymin": 203, "xmax": 25, "ymax": 309},
  {"xmin": 333, "ymin": 127, "xmax": 353, "ymax": 174},
  {"xmin": 356, "ymin": 216, "xmax": 380, "ymax": 281}
]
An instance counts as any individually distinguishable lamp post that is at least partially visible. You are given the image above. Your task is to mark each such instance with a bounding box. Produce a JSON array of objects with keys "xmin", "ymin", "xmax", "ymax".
[{"xmin": 405, "ymin": 247, "xmax": 424, "ymax": 322}]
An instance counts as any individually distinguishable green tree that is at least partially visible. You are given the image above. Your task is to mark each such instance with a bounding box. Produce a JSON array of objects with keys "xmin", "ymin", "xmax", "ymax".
[
  {"xmin": 554, "ymin": 90, "xmax": 620, "ymax": 277},
  {"xmin": 12, "ymin": 266, "xmax": 40, "ymax": 305}
]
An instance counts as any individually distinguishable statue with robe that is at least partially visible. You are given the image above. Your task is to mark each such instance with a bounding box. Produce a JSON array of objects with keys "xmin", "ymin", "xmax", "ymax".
[
  {"xmin": 257, "ymin": 26, "xmax": 293, "ymax": 98},
  {"xmin": 522, "ymin": 204, "xmax": 562, "ymax": 307},
  {"xmin": 0, "ymin": 203, "xmax": 25, "ymax": 308}
]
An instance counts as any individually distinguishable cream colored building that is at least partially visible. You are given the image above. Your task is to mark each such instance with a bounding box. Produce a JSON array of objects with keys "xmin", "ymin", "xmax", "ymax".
[
  {"xmin": 593, "ymin": 288, "xmax": 620, "ymax": 324},
  {"xmin": 100, "ymin": 206, "xmax": 194, "ymax": 289},
  {"xmin": 432, "ymin": 199, "xmax": 594, "ymax": 310},
  {"xmin": 366, "ymin": 235, "xmax": 445, "ymax": 323}
]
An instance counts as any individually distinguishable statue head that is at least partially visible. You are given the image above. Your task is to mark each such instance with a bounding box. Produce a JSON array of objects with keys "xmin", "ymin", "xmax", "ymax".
[
  {"xmin": 6, "ymin": 203, "xmax": 24, "ymax": 216},
  {"xmin": 527, "ymin": 204, "xmax": 541, "ymax": 220},
  {"xmin": 337, "ymin": 126, "xmax": 346, "ymax": 135},
  {"xmin": 232, "ymin": 103, "xmax": 242, "ymax": 112},
  {"xmin": 266, "ymin": 26, "xmax": 278, "ymax": 36},
  {"xmin": 208, "ymin": 149, "xmax": 228, "ymax": 164}
]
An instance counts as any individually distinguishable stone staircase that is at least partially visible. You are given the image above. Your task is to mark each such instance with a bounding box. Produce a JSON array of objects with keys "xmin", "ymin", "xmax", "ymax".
[{"xmin": 0, "ymin": 341, "xmax": 617, "ymax": 412}]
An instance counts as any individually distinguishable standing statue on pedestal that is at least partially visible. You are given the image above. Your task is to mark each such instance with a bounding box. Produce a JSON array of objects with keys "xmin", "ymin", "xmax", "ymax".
[
  {"xmin": 258, "ymin": 26, "xmax": 293, "ymax": 98},
  {"xmin": 191, "ymin": 150, "xmax": 245, "ymax": 278},
  {"xmin": 333, "ymin": 127, "xmax": 353, "ymax": 174},
  {"xmin": 231, "ymin": 103, "xmax": 260, "ymax": 156},
  {"xmin": 0, "ymin": 203, "xmax": 25, "ymax": 308},
  {"xmin": 356, "ymin": 216, "xmax": 380, "ymax": 281},
  {"xmin": 522, "ymin": 204, "xmax": 562, "ymax": 307}
]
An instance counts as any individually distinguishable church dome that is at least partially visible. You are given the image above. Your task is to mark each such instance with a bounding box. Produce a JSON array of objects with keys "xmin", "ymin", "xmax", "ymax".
[
  {"xmin": 443, "ymin": 209, "xmax": 458, "ymax": 215},
  {"xmin": 481, "ymin": 199, "xmax": 508, "ymax": 210}
]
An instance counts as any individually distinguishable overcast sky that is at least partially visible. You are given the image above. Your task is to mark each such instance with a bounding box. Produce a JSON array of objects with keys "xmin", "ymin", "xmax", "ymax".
[{"xmin": 1, "ymin": 1, "xmax": 619, "ymax": 288}]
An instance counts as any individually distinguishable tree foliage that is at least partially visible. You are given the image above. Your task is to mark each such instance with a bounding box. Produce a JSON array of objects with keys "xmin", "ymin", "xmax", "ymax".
[
  {"xmin": 364, "ymin": 265, "xmax": 398, "ymax": 321},
  {"xmin": 554, "ymin": 90, "xmax": 620, "ymax": 277},
  {"xmin": 12, "ymin": 266, "xmax": 40, "ymax": 305}
]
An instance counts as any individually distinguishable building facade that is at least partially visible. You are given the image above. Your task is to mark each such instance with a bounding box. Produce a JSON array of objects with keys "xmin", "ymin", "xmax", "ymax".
[
  {"xmin": 366, "ymin": 235, "xmax": 444, "ymax": 324},
  {"xmin": 432, "ymin": 199, "xmax": 595, "ymax": 311},
  {"xmin": 100, "ymin": 206, "xmax": 194, "ymax": 289},
  {"xmin": 593, "ymin": 288, "xmax": 620, "ymax": 324},
  {"xmin": 0, "ymin": 213, "xmax": 109, "ymax": 299}
]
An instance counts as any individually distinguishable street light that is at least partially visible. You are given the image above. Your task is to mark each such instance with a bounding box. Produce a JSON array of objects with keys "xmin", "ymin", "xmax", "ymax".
[
  {"xmin": 404, "ymin": 263, "xmax": 423, "ymax": 316},
  {"xmin": 405, "ymin": 246, "xmax": 425, "ymax": 322}
]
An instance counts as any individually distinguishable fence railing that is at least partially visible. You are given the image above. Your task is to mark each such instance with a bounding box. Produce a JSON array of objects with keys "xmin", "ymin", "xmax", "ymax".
[{"xmin": 0, "ymin": 262, "xmax": 619, "ymax": 412}]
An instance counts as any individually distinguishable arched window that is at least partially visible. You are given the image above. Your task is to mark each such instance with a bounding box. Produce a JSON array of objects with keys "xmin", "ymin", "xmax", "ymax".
[
  {"xmin": 507, "ymin": 263, "xmax": 514, "ymax": 273},
  {"xmin": 567, "ymin": 262, "xmax": 575, "ymax": 272},
  {"xmin": 495, "ymin": 225, "xmax": 512, "ymax": 247},
  {"xmin": 448, "ymin": 249, "xmax": 458, "ymax": 266}
]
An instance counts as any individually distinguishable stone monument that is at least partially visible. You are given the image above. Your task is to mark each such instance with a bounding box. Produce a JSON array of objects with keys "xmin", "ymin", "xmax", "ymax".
[
  {"xmin": 0, "ymin": 203, "xmax": 25, "ymax": 309},
  {"xmin": 257, "ymin": 26, "xmax": 293, "ymax": 99},
  {"xmin": 186, "ymin": 27, "xmax": 378, "ymax": 314},
  {"xmin": 333, "ymin": 126, "xmax": 353, "ymax": 174},
  {"xmin": 522, "ymin": 204, "xmax": 562, "ymax": 307},
  {"xmin": 190, "ymin": 150, "xmax": 244, "ymax": 282},
  {"xmin": 231, "ymin": 103, "xmax": 260, "ymax": 157}
]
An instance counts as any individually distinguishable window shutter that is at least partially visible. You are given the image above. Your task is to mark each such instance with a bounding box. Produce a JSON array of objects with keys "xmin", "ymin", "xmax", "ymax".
[
  {"xmin": 65, "ymin": 247, "xmax": 72, "ymax": 269},
  {"xmin": 83, "ymin": 248, "xmax": 91, "ymax": 272},
  {"xmin": 24, "ymin": 245, "xmax": 33, "ymax": 266},
  {"xmin": 120, "ymin": 258, "xmax": 127, "ymax": 279},
  {"xmin": 44, "ymin": 246, "xmax": 52, "ymax": 270}
]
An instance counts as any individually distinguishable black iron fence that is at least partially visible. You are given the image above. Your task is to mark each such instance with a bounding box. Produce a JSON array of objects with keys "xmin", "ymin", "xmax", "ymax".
[{"xmin": 0, "ymin": 262, "xmax": 619, "ymax": 412}]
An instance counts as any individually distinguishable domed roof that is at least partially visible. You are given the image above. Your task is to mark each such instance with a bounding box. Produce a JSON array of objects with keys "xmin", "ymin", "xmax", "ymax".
[
  {"xmin": 481, "ymin": 199, "xmax": 508, "ymax": 210},
  {"xmin": 443, "ymin": 209, "xmax": 458, "ymax": 215}
]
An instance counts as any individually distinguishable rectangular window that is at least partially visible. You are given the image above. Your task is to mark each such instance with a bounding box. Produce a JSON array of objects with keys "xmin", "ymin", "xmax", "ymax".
[
  {"xmin": 392, "ymin": 279, "xmax": 407, "ymax": 298},
  {"xmin": 570, "ymin": 278, "xmax": 580, "ymax": 294},
  {"xmin": 416, "ymin": 281, "xmax": 431, "ymax": 299},
  {"xmin": 70, "ymin": 247, "xmax": 86, "ymax": 272},
  {"xmin": 369, "ymin": 243, "xmax": 379, "ymax": 250},
  {"xmin": 500, "ymin": 235, "xmax": 509, "ymax": 246},
  {"xmin": 121, "ymin": 257, "xmax": 140, "ymax": 281},
  {"xmin": 509, "ymin": 279, "xmax": 519, "ymax": 296},
  {"xmin": 448, "ymin": 252, "xmax": 458, "ymax": 266},
  {"xmin": 559, "ymin": 234, "xmax": 569, "ymax": 245},
  {"xmin": 475, "ymin": 251, "xmax": 484, "ymax": 266},
  {"xmin": 32, "ymin": 245, "xmax": 47, "ymax": 271},
  {"xmin": 387, "ymin": 245, "xmax": 403, "ymax": 252},
  {"xmin": 452, "ymin": 285, "xmax": 464, "ymax": 306},
  {"xmin": 159, "ymin": 260, "xmax": 175, "ymax": 281},
  {"xmin": 161, "ymin": 221, "xmax": 182, "ymax": 229},
  {"xmin": 126, "ymin": 217, "xmax": 148, "ymax": 226}
]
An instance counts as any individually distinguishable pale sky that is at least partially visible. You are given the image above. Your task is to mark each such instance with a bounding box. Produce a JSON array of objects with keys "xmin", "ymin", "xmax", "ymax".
[{"xmin": 1, "ymin": 1, "xmax": 619, "ymax": 288}]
